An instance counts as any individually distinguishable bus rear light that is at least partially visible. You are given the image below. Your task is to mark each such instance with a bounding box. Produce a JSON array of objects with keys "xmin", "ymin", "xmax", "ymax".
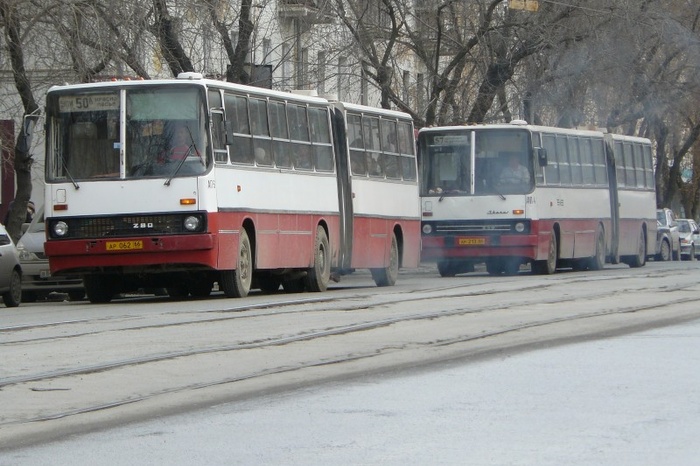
[
  {"xmin": 513, "ymin": 209, "xmax": 524, "ymax": 215},
  {"xmin": 180, "ymin": 198, "xmax": 196, "ymax": 205},
  {"xmin": 54, "ymin": 204, "xmax": 68, "ymax": 211}
]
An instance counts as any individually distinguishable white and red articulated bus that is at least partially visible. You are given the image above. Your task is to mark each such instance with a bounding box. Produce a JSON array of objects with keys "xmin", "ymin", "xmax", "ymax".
[
  {"xmin": 418, "ymin": 122, "xmax": 656, "ymax": 276},
  {"xmin": 43, "ymin": 73, "xmax": 420, "ymax": 302}
]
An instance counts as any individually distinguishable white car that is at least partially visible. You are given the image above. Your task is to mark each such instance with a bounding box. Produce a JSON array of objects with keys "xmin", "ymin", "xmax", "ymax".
[
  {"xmin": 0, "ymin": 223, "xmax": 22, "ymax": 307},
  {"xmin": 16, "ymin": 207, "xmax": 85, "ymax": 301},
  {"xmin": 677, "ymin": 218, "xmax": 699, "ymax": 260}
]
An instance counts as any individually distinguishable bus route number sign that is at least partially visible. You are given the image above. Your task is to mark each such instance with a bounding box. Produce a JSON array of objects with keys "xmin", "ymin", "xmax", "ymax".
[
  {"xmin": 106, "ymin": 240, "xmax": 144, "ymax": 251},
  {"xmin": 59, "ymin": 94, "xmax": 119, "ymax": 112},
  {"xmin": 457, "ymin": 237, "xmax": 486, "ymax": 246}
]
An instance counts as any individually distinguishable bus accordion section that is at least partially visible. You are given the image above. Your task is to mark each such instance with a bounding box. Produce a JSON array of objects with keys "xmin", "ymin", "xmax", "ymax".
[
  {"xmin": 43, "ymin": 74, "xmax": 420, "ymax": 303},
  {"xmin": 418, "ymin": 122, "xmax": 656, "ymax": 277}
]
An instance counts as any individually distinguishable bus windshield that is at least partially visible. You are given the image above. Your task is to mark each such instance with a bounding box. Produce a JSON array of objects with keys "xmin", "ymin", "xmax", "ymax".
[
  {"xmin": 46, "ymin": 86, "xmax": 210, "ymax": 182},
  {"xmin": 419, "ymin": 128, "xmax": 533, "ymax": 196}
]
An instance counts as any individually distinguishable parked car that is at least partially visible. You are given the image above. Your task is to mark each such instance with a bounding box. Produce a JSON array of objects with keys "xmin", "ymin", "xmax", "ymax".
[
  {"xmin": 655, "ymin": 208, "xmax": 680, "ymax": 261},
  {"xmin": 0, "ymin": 223, "xmax": 22, "ymax": 307},
  {"xmin": 15, "ymin": 207, "xmax": 85, "ymax": 302},
  {"xmin": 677, "ymin": 218, "xmax": 699, "ymax": 261}
]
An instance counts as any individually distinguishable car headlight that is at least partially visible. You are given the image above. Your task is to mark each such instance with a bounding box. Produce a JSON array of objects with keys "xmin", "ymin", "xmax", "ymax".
[{"xmin": 16, "ymin": 245, "xmax": 38, "ymax": 262}]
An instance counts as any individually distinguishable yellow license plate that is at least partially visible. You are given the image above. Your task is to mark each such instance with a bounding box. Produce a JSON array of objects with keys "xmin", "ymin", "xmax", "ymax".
[
  {"xmin": 458, "ymin": 237, "xmax": 486, "ymax": 246},
  {"xmin": 106, "ymin": 240, "xmax": 143, "ymax": 251}
]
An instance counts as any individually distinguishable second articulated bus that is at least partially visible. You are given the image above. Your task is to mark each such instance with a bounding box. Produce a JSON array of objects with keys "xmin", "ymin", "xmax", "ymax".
[
  {"xmin": 418, "ymin": 121, "xmax": 656, "ymax": 276},
  {"xmin": 43, "ymin": 73, "xmax": 420, "ymax": 302}
]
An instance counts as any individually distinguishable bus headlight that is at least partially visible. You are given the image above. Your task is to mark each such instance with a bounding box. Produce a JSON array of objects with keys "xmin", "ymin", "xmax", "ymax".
[
  {"xmin": 184, "ymin": 215, "xmax": 200, "ymax": 232},
  {"xmin": 53, "ymin": 221, "xmax": 68, "ymax": 237},
  {"xmin": 422, "ymin": 224, "xmax": 433, "ymax": 235},
  {"xmin": 514, "ymin": 222, "xmax": 525, "ymax": 233}
]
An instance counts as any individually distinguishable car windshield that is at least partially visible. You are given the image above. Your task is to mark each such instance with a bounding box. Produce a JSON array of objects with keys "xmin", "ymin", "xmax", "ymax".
[{"xmin": 678, "ymin": 221, "xmax": 693, "ymax": 233}]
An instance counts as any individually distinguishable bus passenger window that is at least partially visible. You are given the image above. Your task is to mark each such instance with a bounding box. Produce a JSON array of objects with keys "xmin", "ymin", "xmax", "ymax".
[
  {"xmin": 273, "ymin": 140, "xmax": 291, "ymax": 168},
  {"xmin": 350, "ymin": 149, "xmax": 367, "ymax": 175},
  {"xmin": 314, "ymin": 146, "xmax": 334, "ymax": 172},
  {"xmin": 293, "ymin": 143, "xmax": 313, "ymax": 170},
  {"xmin": 368, "ymin": 153, "xmax": 383, "ymax": 177}
]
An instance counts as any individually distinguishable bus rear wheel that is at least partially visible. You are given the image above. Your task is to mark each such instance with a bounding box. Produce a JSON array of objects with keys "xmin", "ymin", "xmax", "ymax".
[
  {"xmin": 305, "ymin": 226, "xmax": 331, "ymax": 292},
  {"xmin": 371, "ymin": 233, "xmax": 399, "ymax": 287},
  {"xmin": 221, "ymin": 229, "xmax": 252, "ymax": 298},
  {"xmin": 626, "ymin": 229, "xmax": 647, "ymax": 268}
]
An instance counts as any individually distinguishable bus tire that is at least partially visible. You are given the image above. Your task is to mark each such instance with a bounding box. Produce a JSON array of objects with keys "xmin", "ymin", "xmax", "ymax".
[
  {"xmin": 305, "ymin": 226, "xmax": 331, "ymax": 292},
  {"xmin": 371, "ymin": 233, "xmax": 399, "ymax": 287},
  {"xmin": 533, "ymin": 231, "xmax": 557, "ymax": 275},
  {"xmin": 84, "ymin": 275, "xmax": 114, "ymax": 303},
  {"xmin": 588, "ymin": 228, "xmax": 606, "ymax": 270},
  {"xmin": 437, "ymin": 260, "xmax": 457, "ymax": 277},
  {"xmin": 221, "ymin": 229, "xmax": 252, "ymax": 298},
  {"xmin": 627, "ymin": 229, "xmax": 647, "ymax": 268}
]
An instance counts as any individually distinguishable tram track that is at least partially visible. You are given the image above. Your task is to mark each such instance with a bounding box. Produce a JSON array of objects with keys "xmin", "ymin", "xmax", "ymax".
[{"xmin": 2, "ymin": 265, "xmax": 700, "ymax": 448}]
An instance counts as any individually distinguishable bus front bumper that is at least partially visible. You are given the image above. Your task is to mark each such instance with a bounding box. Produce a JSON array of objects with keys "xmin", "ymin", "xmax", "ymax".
[{"xmin": 45, "ymin": 234, "xmax": 216, "ymax": 274}]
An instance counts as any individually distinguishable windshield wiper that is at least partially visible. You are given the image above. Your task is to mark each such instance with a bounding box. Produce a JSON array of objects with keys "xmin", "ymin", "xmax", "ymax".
[
  {"xmin": 60, "ymin": 153, "xmax": 80, "ymax": 190},
  {"xmin": 164, "ymin": 145, "xmax": 193, "ymax": 186},
  {"xmin": 163, "ymin": 126, "xmax": 202, "ymax": 186}
]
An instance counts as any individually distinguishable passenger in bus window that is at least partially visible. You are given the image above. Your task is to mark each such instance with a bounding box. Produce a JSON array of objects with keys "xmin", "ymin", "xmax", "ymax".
[
  {"xmin": 498, "ymin": 153, "xmax": 530, "ymax": 185},
  {"xmin": 159, "ymin": 123, "xmax": 198, "ymax": 164}
]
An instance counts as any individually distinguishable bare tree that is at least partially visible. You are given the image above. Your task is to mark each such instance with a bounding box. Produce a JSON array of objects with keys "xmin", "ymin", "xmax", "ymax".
[{"xmin": 0, "ymin": 0, "xmax": 40, "ymax": 242}]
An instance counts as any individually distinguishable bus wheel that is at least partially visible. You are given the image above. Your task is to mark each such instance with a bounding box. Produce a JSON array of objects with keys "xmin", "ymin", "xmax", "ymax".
[
  {"xmin": 627, "ymin": 229, "xmax": 647, "ymax": 268},
  {"xmin": 84, "ymin": 275, "xmax": 114, "ymax": 303},
  {"xmin": 437, "ymin": 261, "xmax": 457, "ymax": 277},
  {"xmin": 533, "ymin": 231, "xmax": 557, "ymax": 275},
  {"xmin": 189, "ymin": 275, "xmax": 213, "ymax": 298},
  {"xmin": 305, "ymin": 226, "xmax": 331, "ymax": 292},
  {"xmin": 588, "ymin": 229, "xmax": 606, "ymax": 270},
  {"xmin": 486, "ymin": 260, "xmax": 504, "ymax": 275},
  {"xmin": 371, "ymin": 233, "xmax": 399, "ymax": 287},
  {"xmin": 221, "ymin": 229, "xmax": 252, "ymax": 298},
  {"xmin": 503, "ymin": 258, "xmax": 520, "ymax": 276}
]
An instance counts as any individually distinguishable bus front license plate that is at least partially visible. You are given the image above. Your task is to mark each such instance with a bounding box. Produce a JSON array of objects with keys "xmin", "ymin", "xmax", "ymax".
[
  {"xmin": 106, "ymin": 240, "xmax": 144, "ymax": 251},
  {"xmin": 457, "ymin": 237, "xmax": 486, "ymax": 246}
]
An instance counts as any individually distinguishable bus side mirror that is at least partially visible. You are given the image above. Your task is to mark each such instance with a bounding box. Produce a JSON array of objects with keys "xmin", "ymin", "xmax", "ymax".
[{"xmin": 536, "ymin": 147, "xmax": 547, "ymax": 167}]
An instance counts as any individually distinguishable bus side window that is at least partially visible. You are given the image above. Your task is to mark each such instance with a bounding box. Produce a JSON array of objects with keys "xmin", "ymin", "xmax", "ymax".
[
  {"xmin": 397, "ymin": 121, "xmax": 417, "ymax": 181},
  {"xmin": 250, "ymin": 98, "xmax": 272, "ymax": 166},
  {"xmin": 269, "ymin": 100, "xmax": 291, "ymax": 168},
  {"xmin": 211, "ymin": 111, "xmax": 228, "ymax": 163},
  {"xmin": 288, "ymin": 105, "xmax": 313, "ymax": 170},
  {"xmin": 225, "ymin": 94, "xmax": 253, "ymax": 164},
  {"xmin": 309, "ymin": 107, "xmax": 334, "ymax": 172},
  {"xmin": 348, "ymin": 114, "xmax": 366, "ymax": 175},
  {"xmin": 579, "ymin": 138, "xmax": 595, "ymax": 184},
  {"xmin": 591, "ymin": 139, "xmax": 608, "ymax": 185},
  {"xmin": 542, "ymin": 134, "xmax": 559, "ymax": 185}
]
